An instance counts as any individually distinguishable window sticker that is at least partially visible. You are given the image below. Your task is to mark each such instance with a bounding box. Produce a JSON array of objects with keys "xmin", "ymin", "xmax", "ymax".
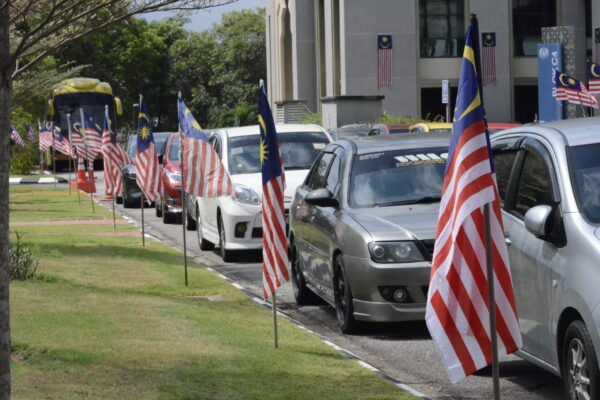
[
  {"xmin": 394, "ymin": 153, "xmax": 447, "ymax": 167},
  {"xmin": 359, "ymin": 152, "xmax": 384, "ymax": 160},
  {"xmin": 313, "ymin": 142, "xmax": 326, "ymax": 149},
  {"xmin": 231, "ymin": 147, "xmax": 243, "ymax": 155}
]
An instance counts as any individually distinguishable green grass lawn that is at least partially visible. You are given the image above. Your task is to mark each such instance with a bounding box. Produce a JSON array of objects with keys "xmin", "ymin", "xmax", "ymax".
[{"xmin": 9, "ymin": 187, "xmax": 416, "ymax": 399}]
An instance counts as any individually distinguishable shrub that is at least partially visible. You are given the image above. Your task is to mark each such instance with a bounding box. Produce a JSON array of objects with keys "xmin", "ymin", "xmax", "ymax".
[
  {"xmin": 300, "ymin": 112, "xmax": 322, "ymax": 125},
  {"xmin": 9, "ymin": 232, "xmax": 38, "ymax": 281},
  {"xmin": 10, "ymin": 143, "xmax": 39, "ymax": 175}
]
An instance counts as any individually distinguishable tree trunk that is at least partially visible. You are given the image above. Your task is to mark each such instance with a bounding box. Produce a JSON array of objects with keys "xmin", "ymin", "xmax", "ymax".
[{"xmin": 0, "ymin": 2, "xmax": 12, "ymax": 399}]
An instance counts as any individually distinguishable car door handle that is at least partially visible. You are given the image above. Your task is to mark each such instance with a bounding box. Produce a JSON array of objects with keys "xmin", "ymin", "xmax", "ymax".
[{"xmin": 504, "ymin": 232, "xmax": 511, "ymax": 247}]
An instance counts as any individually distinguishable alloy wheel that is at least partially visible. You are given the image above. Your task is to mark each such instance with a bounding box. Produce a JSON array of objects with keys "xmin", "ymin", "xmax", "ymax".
[{"xmin": 568, "ymin": 338, "xmax": 591, "ymax": 400}]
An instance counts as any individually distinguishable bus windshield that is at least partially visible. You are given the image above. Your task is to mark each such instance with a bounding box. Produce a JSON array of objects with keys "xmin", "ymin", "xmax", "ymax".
[{"xmin": 53, "ymin": 92, "xmax": 115, "ymax": 130}]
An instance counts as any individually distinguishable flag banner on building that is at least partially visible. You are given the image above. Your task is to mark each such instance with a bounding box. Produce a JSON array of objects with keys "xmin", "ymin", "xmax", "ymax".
[
  {"xmin": 27, "ymin": 124, "xmax": 35, "ymax": 141},
  {"xmin": 177, "ymin": 97, "xmax": 232, "ymax": 198},
  {"xmin": 10, "ymin": 126, "xmax": 25, "ymax": 147},
  {"xmin": 481, "ymin": 32, "xmax": 496, "ymax": 85},
  {"xmin": 39, "ymin": 120, "xmax": 53, "ymax": 152},
  {"xmin": 258, "ymin": 83, "xmax": 289, "ymax": 300},
  {"xmin": 52, "ymin": 126, "xmax": 73, "ymax": 157},
  {"xmin": 135, "ymin": 96, "xmax": 161, "ymax": 203},
  {"xmin": 377, "ymin": 35, "xmax": 392, "ymax": 89},
  {"xmin": 555, "ymin": 70, "xmax": 599, "ymax": 109},
  {"xmin": 587, "ymin": 61, "xmax": 600, "ymax": 93},
  {"xmin": 425, "ymin": 17, "xmax": 522, "ymax": 384},
  {"xmin": 102, "ymin": 106, "xmax": 131, "ymax": 198}
]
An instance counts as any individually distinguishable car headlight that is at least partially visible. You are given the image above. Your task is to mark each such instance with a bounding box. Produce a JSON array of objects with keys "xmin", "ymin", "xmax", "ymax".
[
  {"xmin": 232, "ymin": 184, "xmax": 261, "ymax": 205},
  {"xmin": 368, "ymin": 241, "xmax": 424, "ymax": 263},
  {"xmin": 166, "ymin": 170, "xmax": 181, "ymax": 183}
]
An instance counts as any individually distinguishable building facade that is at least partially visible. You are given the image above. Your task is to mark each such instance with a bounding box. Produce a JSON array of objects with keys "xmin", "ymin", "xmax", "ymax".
[{"xmin": 266, "ymin": 0, "xmax": 599, "ymax": 127}]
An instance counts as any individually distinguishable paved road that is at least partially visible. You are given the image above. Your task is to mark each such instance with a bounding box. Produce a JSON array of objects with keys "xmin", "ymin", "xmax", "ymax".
[{"xmin": 93, "ymin": 182, "xmax": 564, "ymax": 400}]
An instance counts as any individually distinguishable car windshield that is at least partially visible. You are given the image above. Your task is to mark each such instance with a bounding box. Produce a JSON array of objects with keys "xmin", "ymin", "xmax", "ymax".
[
  {"xmin": 228, "ymin": 131, "xmax": 329, "ymax": 175},
  {"xmin": 569, "ymin": 143, "xmax": 600, "ymax": 223},
  {"xmin": 349, "ymin": 147, "xmax": 448, "ymax": 208},
  {"xmin": 125, "ymin": 133, "xmax": 170, "ymax": 160},
  {"xmin": 168, "ymin": 136, "xmax": 180, "ymax": 161}
]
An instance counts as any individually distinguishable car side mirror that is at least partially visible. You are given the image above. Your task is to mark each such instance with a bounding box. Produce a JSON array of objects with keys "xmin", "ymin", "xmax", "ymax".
[
  {"xmin": 305, "ymin": 188, "xmax": 339, "ymax": 208},
  {"xmin": 524, "ymin": 205, "xmax": 553, "ymax": 238}
]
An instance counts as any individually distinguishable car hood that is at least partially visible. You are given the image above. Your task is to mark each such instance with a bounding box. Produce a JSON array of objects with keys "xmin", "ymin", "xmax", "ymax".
[
  {"xmin": 349, "ymin": 203, "xmax": 440, "ymax": 241},
  {"xmin": 231, "ymin": 169, "xmax": 310, "ymax": 206}
]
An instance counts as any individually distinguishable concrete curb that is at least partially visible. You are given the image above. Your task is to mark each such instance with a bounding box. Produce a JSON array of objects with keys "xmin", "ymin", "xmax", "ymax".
[{"xmin": 9, "ymin": 176, "xmax": 68, "ymax": 185}]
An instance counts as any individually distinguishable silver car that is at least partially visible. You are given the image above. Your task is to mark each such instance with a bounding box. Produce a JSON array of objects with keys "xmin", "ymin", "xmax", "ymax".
[
  {"xmin": 491, "ymin": 117, "xmax": 600, "ymax": 399},
  {"xmin": 289, "ymin": 134, "xmax": 450, "ymax": 333}
]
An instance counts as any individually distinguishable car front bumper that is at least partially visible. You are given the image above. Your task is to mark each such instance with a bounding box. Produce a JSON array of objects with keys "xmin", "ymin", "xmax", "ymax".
[
  {"xmin": 220, "ymin": 198, "xmax": 263, "ymax": 250},
  {"xmin": 343, "ymin": 254, "xmax": 431, "ymax": 322}
]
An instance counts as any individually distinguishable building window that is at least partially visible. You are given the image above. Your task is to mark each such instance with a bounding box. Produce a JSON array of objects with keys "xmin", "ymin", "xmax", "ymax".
[
  {"xmin": 421, "ymin": 87, "xmax": 457, "ymax": 120},
  {"xmin": 419, "ymin": 0, "xmax": 465, "ymax": 58},
  {"xmin": 513, "ymin": 0, "xmax": 556, "ymax": 57}
]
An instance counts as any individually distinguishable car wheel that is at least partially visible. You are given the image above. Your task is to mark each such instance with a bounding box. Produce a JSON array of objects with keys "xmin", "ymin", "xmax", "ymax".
[
  {"xmin": 562, "ymin": 320, "xmax": 600, "ymax": 400},
  {"xmin": 162, "ymin": 209, "xmax": 176, "ymax": 224},
  {"xmin": 218, "ymin": 214, "xmax": 234, "ymax": 262},
  {"xmin": 116, "ymin": 196, "xmax": 123, "ymax": 204},
  {"xmin": 123, "ymin": 192, "xmax": 135, "ymax": 208},
  {"xmin": 291, "ymin": 245, "xmax": 318, "ymax": 305},
  {"xmin": 155, "ymin": 198, "xmax": 163, "ymax": 217},
  {"xmin": 186, "ymin": 210, "xmax": 197, "ymax": 231},
  {"xmin": 333, "ymin": 255, "xmax": 359, "ymax": 334},
  {"xmin": 196, "ymin": 206, "xmax": 214, "ymax": 251}
]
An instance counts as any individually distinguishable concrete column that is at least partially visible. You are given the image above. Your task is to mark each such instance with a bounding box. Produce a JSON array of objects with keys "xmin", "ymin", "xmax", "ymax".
[
  {"xmin": 289, "ymin": 0, "xmax": 317, "ymax": 112},
  {"xmin": 560, "ymin": 0, "xmax": 587, "ymax": 81},
  {"xmin": 470, "ymin": 0, "xmax": 513, "ymax": 122},
  {"xmin": 593, "ymin": 0, "xmax": 600, "ymax": 63},
  {"xmin": 323, "ymin": 0, "xmax": 335, "ymax": 96}
]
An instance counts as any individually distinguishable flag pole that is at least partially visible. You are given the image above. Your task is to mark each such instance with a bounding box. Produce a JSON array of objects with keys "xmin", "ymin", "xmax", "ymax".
[
  {"xmin": 484, "ymin": 203, "xmax": 500, "ymax": 400},
  {"xmin": 106, "ymin": 105, "xmax": 117, "ymax": 230},
  {"xmin": 79, "ymin": 108, "xmax": 95, "ymax": 213},
  {"xmin": 141, "ymin": 193, "xmax": 145, "ymax": 247},
  {"xmin": 178, "ymin": 92, "xmax": 189, "ymax": 286},
  {"xmin": 51, "ymin": 144, "xmax": 56, "ymax": 188},
  {"xmin": 272, "ymin": 290, "xmax": 279, "ymax": 349},
  {"xmin": 577, "ymin": 92, "xmax": 587, "ymax": 117}
]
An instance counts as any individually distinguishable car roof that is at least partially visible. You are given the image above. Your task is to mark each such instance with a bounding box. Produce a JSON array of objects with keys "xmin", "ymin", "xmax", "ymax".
[
  {"xmin": 336, "ymin": 133, "xmax": 450, "ymax": 155},
  {"xmin": 215, "ymin": 124, "xmax": 328, "ymax": 138},
  {"xmin": 494, "ymin": 117, "xmax": 600, "ymax": 147}
]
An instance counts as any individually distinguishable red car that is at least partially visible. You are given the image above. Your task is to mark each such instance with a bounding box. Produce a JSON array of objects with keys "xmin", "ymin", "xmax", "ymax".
[
  {"xmin": 487, "ymin": 123, "xmax": 521, "ymax": 133},
  {"xmin": 156, "ymin": 133, "xmax": 182, "ymax": 223}
]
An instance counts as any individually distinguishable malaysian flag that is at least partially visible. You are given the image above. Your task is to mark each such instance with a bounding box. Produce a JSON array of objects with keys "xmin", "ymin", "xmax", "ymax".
[
  {"xmin": 555, "ymin": 70, "xmax": 599, "ymax": 109},
  {"xmin": 377, "ymin": 35, "xmax": 392, "ymax": 89},
  {"xmin": 10, "ymin": 126, "xmax": 25, "ymax": 147},
  {"xmin": 178, "ymin": 97, "xmax": 233, "ymax": 198},
  {"xmin": 27, "ymin": 124, "xmax": 35, "ymax": 141},
  {"xmin": 71, "ymin": 110, "xmax": 102, "ymax": 162},
  {"xmin": 482, "ymin": 32, "xmax": 496, "ymax": 85},
  {"xmin": 587, "ymin": 61, "xmax": 600, "ymax": 93},
  {"xmin": 258, "ymin": 83, "xmax": 289, "ymax": 300},
  {"xmin": 102, "ymin": 106, "xmax": 131, "ymax": 198},
  {"xmin": 39, "ymin": 120, "xmax": 54, "ymax": 152},
  {"xmin": 425, "ymin": 16, "xmax": 521, "ymax": 383},
  {"xmin": 52, "ymin": 126, "xmax": 73, "ymax": 157},
  {"xmin": 135, "ymin": 97, "xmax": 161, "ymax": 203}
]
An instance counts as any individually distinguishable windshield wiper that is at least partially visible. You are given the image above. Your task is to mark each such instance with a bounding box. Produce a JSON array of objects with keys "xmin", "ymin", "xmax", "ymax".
[{"xmin": 376, "ymin": 196, "xmax": 441, "ymax": 207}]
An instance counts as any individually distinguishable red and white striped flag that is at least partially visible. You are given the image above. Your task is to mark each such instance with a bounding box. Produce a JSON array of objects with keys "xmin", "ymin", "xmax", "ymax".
[
  {"xmin": 587, "ymin": 61, "xmax": 600, "ymax": 93},
  {"xmin": 177, "ymin": 97, "xmax": 232, "ymax": 198},
  {"xmin": 425, "ymin": 18, "xmax": 521, "ymax": 384},
  {"xmin": 135, "ymin": 97, "xmax": 161, "ymax": 203},
  {"xmin": 39, "ymin": 121, "xmax": 54, "ymax": 152},
  {"xmin": 102, "ymin": 106, "xmax": 132, "ymax": 198},
  {"xmin": 27, "ymin": 125, "xmax": 35, "ymax": 141},
  {"xmin": 10, "ymin": 126, "xmax": 25, "ymax": 147},
  {"xmin": 258, "ymin": 83, "xmax": 289, "ymax": 300},
  {"xmin": 555, "ymin": 70, "xmax": 599, "ymax": 109},
  {"xmin": 52, "ymin": 126, "xmax": 74, "ymax": 157},
  {"xmin": 481, "ymin": 32, "xmax": 496, "ymax": 85},
  {"xmin": 377, "ymin": 35, "xmax": 392, "ymax": 89}
]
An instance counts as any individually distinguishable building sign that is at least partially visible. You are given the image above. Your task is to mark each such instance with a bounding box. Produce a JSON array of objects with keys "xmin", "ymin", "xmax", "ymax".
[
  {"xmin": 441, "ymin": 80, "xmax": 449, "ymax": 104},
  {"xmin": 537, "ymin": 43, "xmax": 563, "ymax": 122}
]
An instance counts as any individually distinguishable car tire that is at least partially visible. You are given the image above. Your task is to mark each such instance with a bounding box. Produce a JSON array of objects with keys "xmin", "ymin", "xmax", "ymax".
[
  {"xmin": 218, "ymin": 214, "xmax": 234, "ymax": 262},
  {"xmin": 291, "ymin": 245, "xmax": 319, "ymax": 305},
  {"xmin": 562, "ymin": 320, "xmax": 600, "ymax": 400},
  {"xmin": 116, "ymin": 196, "xmax": 123, "ymax": 205},
  {"xmin": 155, "ymin": 199, "xmax": 163, "ymax": 217},
  {"xmin": 162, "ymin": 210, "xmax": 176, "ymax": 224},
  {"xmin": 186, "ymin": 210, "xmax": 197, "ymax": 231},
  {"xmin": 196, "ymin": 207, "xmax": 214, "ymax": 251},
  {"xmin": 333, "ymin": 255, "xmax": 360, "ymax": 334},
  {"xmin": 123, "ymin": 193, "xmax": 135, "ymax": 208}
]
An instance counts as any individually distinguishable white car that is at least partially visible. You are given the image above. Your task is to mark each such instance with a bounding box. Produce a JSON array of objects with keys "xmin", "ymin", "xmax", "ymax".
[{"xmin": 189, "ymin": 124, "xmax": 332, "ymax": 261}]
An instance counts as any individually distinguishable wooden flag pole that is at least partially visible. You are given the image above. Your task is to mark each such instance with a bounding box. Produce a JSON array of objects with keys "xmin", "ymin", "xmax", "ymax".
[
  {"xmin": 484, "ymin": 203, "xmax": 500, "ymax": 400},
  {"xmin": 66, "ymin": 114, "xmax": 74, "ymax": 196},
  {"xmin": 51, "ymin": 145, "xmax": 56, "ymax": 188},
  {"xmin": 112, "ymin": 196, "xmax": 116, "ymax": 230},
  {"xmin": 178, "ymin": 92, "xmax": 189, "ymax": 286},
  {"xmin": 272, "ymin": 290, "xmax": 278, "ymax": 349},
  {"xmin": 141, "ymin": 193, "xmax": 145, "ymax": 247}
]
